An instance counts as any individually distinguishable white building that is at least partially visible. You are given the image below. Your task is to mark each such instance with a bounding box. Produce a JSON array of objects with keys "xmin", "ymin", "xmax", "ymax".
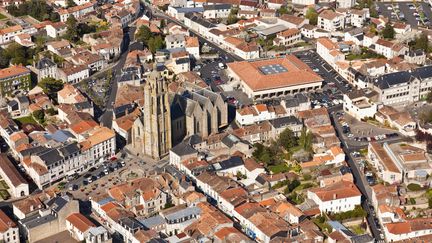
[
  {"xmin": 337, "ymin": 0, "xmax": 355, "ymax": 9},
  {"xmin": 202, "ymin": 4, "xmax": 231, "ymax": 19},
  {"xmin": 368, "ymin": 142, "xmax": 403, "ymax": 184},
  {"xmin": 0, "ymin": 210, "xmax": 19, "ymax": 243},
  {"xmin": 307, "ymin": 180, "xmax": 362, "ymax": 213},
  {"xmin": 273, "ymin": 29, "xmax": 301, "ymax": 47},
  {"xmin": 316, "ymin": 38, "xmax": 345, "ymax": 69},
  {"xmin": 0, "ymin": 155, "xmax": 29, "ymax": 198},
  {"xmin": 45, "ymin": 22, "xmax": 67, "ymax": 38},
  {"xmin": 384, "ymin": 219, "xmax": 432, "ymax": 242},
  {"xmin": 374, "ymin": 39, "xmax": 408, "ymax": 59},
  {"xmin": 66, "ymin": 213, "xmax": 96, "ymax": 241},
  {"xmin": 165, "ymin": 34, "xmax": 186, "ymax": 49},
  {"xmin": 343, "ymin": 90, "xmax": 377, "ymax": 120},
  {"xmin": 318, "ymin": 10, "xmax": 345, "ymax": 32}
]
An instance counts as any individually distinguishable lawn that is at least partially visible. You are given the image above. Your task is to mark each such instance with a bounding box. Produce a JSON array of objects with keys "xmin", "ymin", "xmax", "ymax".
[
  {"xmin": 407, "ymin": 183, "xmax": 423, "ymax": 191},
  {"xmin": 14, "ymin": 115, "xmax": 38, "ymax": 126},
  {"xmin": 0, "ymin": 13, "xmax": 7, "ymax": 20},
  {"xmin": 268, "ymin": 164, "xmax": 290, "ymax": 174},
  {"xmin": 0, "ymin": 190, "xmax": 10, "ymax": 200},
  {"xmin": 350, "ymin": 225, "xmax": 366, "ymax": 235}
]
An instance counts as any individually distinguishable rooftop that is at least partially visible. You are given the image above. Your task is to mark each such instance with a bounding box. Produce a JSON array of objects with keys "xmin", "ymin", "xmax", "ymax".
[{"xmin": 227, "ymin": 55, "xmax": 323, "ymax": 92}]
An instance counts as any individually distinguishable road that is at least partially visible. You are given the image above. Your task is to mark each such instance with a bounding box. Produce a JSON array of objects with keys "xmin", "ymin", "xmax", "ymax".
[
  {"xmin": 144, "ymin": 4, "xmax": 243, "ymax": 62},
  {"xmin": 99, "ymin": 27, "xmax": 144, "ymax": 128}
]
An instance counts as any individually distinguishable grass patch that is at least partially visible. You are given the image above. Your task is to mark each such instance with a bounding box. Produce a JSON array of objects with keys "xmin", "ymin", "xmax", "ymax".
[
  {"xmin": 359, "ymin": 148, "xmax": 368, "ymax": 157},
  {"xmin": 14, "ymin": 116, "xmax": 38, "ymax": 126},
  {"xmin": 329, "ymin": 206, "xmax": 367, "ymax": 221},
  {"xmin": 350, "ymin": 225, "xmax": 366, "ymax": 235},
  {"xmin": 0, "ymin": 180, "xmax": 9, "ymax": 190},
  {"xmin": 0, "ymin": 13, "xmax": 7, "ymax": 20},
  {"xmin": 407, "ymin": 183, "xmax": 423, "ymax": 191},
  {"xmin": 346, "ymin": 48, "xmax": 385, "ymax": 61},
  {"xmin": 268, "ymin": 164, "xmax": 290, "ymax": 174},
  {"xmin": 312, "ymin": 215, "xmax": 332, "ymax": 233},
  {"xmin": 294, "ymin": 182, "xmax": 315, "ymax": 191},
  {"xmin": 0, "ymin": 190, "xmax": 10, "ymax": 200}
]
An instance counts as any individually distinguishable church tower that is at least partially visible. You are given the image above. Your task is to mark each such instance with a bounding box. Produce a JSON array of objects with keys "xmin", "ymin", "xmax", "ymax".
[{"xmin": 142, "ymin": 71, "xmax": 172, "ymax": 159}]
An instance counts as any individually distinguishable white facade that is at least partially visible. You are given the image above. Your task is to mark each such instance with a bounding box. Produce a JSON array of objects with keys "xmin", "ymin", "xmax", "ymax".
[
  {"xmin": 343, "ymin": 94, "xmax": 377, "ymax": 120},
  {"xmin": 307, "ymin": 190, "xmax": 361, "ymax": 214},
  {"xmin": 45, "ymin": 24, "xmax": 67, "ymax": 38},
  {"xmin": 0, "ymin": 227, "xmax": 19, "ymax": 243},
  {"xmin": 337, "ymin": 0, "xmax": 355, "ymax": 9}
]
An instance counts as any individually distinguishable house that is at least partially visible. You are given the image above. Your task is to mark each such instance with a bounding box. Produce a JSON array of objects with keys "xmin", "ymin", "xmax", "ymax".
[
  {"xmin": 0, "ymin": 25, "xmax": 23, "ymax": 45},
  {"xmin": 203, "ymin": 4, "xmax": 231, "ymax": 19},
  {"xmin": 343, "ymin": 89, "xmax": 377, "ymax": 120},
  {"xmin": 384, "ymin": 218, "xmax": 432, "ymax": 242},
  {"xmin": 13, "ymin": 33, "xmax": 34, "ymax": 47},
  {"xmin": 273, "ymin": 29, "xmax": 301, "ymax": 47},
  {"xmin": 316, "ymin": 38, "xmax": 345, "ymax": 69},
  {"xmin": 0, "ymin": 155, "xmax": 29, "ymax": 198},
  {"xmin": 66, "ymin": 213, "xmax": 96, "ymax": 241},
  {"xmin": 7, "ymin": 96, "xmax": 29, "ymax": 117},
  {"xmin": 374, "ymin": 39, "xmax": 408, "ymax": 59},
  {"xmin": 375, "ymin": 106, "xmax": 416, "ymax": 136},
  {"xmin": 0, "ymin": 66, "xmax": 32, "ymax": 95},
  {"xmin": 165, "ymin": 34, "xmax": 186, "ymax": 49},
  {"xmin": 222, "ymin": 37, "xmax": 259, "ymax": 60},
  {"xmin": 368, "ymin": 142, "xmax": 432, "ymax": 185},
  {"xmin": 45, "ymin": 22, "xmax": 67, "ymax": 38},
  {"xmin": 226, "ymin": 55, "xmax": 323, "ymax": 100},
  {"xmin": 404, "ymin": 49, "xmax": 426, "ymax": 65},
  {"xmin": 337, "ymin": 0, "xmax": 356, "ymax": 9},
  {"xmin": 58, "ymin": 62, "xmax": 90, "ymax": 84},
  {"xmin": 19, "ymin": 195, "xmax": 79, "ymax": 242},
  {"xmin": 0, "ymin": 209, "xmax": 19, "ymax": 243},
  {"xmin": 370, "ymin": 184, "xmax": 399, "ymax": 209},
  {"xmin": 33, "ymin": 57, "xmax": 58, "ymax": 82},
  {"xmin": 292, "ymin": 0, "xmax": 315, "ymax": 5},
  {"xmin": 365, "ymin": 66, "xmax": 432, "ymax": 106},
  {"xmin": 58, "ymin": 1, "xmax": 95, "ymax": 22},
  {"xmin": 185, "ymin": 36, "xmax": 199, "ymax": 59},
  {"xmin": 307, "ymin": 180, "xmax": 362, "ymax": 213},
  {"xmin": 318, "ymin": 10, "xmax": 345, "ymax": 32}
]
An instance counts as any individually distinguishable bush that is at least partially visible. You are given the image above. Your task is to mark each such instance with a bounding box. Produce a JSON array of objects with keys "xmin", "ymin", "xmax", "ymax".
[
  {"xmin": 407, "ymin": 183, "xmax": 423, "ymax": 191},
  {"xmin": 330, "ymin": 206, "xmax": 367, "ymax": 221},
  {"xmin": 303, "ymin": 173, "xmax": 312, "ymax": 180}
]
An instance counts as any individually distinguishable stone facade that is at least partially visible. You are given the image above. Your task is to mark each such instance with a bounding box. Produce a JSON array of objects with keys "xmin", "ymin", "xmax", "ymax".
[{"xmin": 131, "ymin": 71, "xmax": 172, "ymax": 159}]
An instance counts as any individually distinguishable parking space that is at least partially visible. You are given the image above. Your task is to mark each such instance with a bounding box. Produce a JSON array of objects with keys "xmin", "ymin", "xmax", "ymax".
[
  {"xmin": 334, "ymin": 111, "xmax": 401, "ymax": 146},
  {"xmin": 376, "ymin": 1, "xmax": 432, "ymax": 28}
]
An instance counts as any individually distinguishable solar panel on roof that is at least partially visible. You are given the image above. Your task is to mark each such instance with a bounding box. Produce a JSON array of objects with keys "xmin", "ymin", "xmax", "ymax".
[{"xmin": 258, "ymin": 64, "xmax": 288, "ymax": 75}]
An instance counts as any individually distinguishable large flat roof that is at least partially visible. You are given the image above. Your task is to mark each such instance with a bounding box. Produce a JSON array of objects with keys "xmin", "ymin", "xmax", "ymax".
[{"xmin": 227, "ymin": 55, "xmax": 323, "ymax": 92}]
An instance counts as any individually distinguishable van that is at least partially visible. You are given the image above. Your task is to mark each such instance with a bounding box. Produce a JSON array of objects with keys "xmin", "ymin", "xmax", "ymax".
[{"xmin": 218, "ymin": 63, "xmax": 225, "ymax": 69}]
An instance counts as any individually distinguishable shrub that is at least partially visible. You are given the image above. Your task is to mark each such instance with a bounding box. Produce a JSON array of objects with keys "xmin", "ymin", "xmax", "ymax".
[{"xmin": 407, "ymin": 183, "xmax": 423, "ymax": 191}]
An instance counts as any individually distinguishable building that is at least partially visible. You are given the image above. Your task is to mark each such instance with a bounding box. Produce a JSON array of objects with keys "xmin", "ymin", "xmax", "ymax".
[
  {"xmin": 374, "ymin": 39, "xmax": 408, "ymax": 59},
  {"xmin": 318, "ymin": 10, "xmax": 345, "ymax": 32},
  {"xmin": 366, "ymin": 66, "xmax": 432, "ymax": 106},
  {"xmin": 368, "ymin": 142, "xmax": 432, "ymax": 185},
  {"xmin": 375, "ymin": 106, "xmax": 416, "ymax": 136},
  {"xmin": 384, "ymin": 218, "xmax": 432, "ymax": 242},
  {"xmin": 66, "ymin": 213, "xmax": 96, "ymax": 241},
  {"xmin": 58, "ymin": 1, "xmax": 95, "ymax": 22},
  {"xmin": 0, "ymin": 66, "xmax": 31, "ymax": 95},
  {"xmin": 226, "ymin": 55, "xmax": 323, "ymax": 100},
  {"xmin": 33, "ymin": 58, "xmax": 58, "ymax": 82},
  {"xmin": 307, "ymin": 180, "xmax": 362, "ymax": 213},
  {"xmin": 131, "ymin": 71, "xmax": 171, "ymax": 159},
  {"xmin": 337, "ymin": 0, "xmax": 356, "ymax": 8},
  {"xmin": 0, "ymin": 155, "xmax": 29, "ymax": 198},
  {"xmin": 45, "ymin": 22, "xmax": 67, "ymax": 38},
  {"xmin": 316, "ymin": 38, "xmax": 345, "ymax": 69},
  {"xmin": 0, "ymin": 209, "xmax": 19, "ymax": 243},
  {"xmin": 203, "ymin": 4, "xmax": 231, "ymax": 19},
  {"xmin": 273, "ymin": 29, "xmax": 301, "ymax": 47},
  {"xmin": 404, "ymin": 49, "xmax": 426, "ymax": 65},
  {"xmin": 19, "ymin": 195, "xmax": 79, "ymax": 242},
  {"xmin": 343, "ymin": 89, "xmax": 377, "ymax": 120}
]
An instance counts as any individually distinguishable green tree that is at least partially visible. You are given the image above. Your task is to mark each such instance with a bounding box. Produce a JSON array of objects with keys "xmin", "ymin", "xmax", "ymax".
[
  {"xmin": 2, "ymin": 43, "xmax": 34, "ymax": 66},
  {"xmin": 67, "ymin": 0, "xmax": 77, "ymax": 7},
  {"xmin": 32, "ymin": 110, "xmax": 45, "ymax": 123},
  {"xmin": 38, "ymin": 77, "xmax": 64, "ymax": 94},
  {"xmin": 148, "ymin": 35, "xmax": 165, "ymax": 54},
  {"xmin": 382, "ymin": 23, "xmax": 395, "ymax": 39},
  {"xmin": 136, "ymin": 25, "xmax": 153, "ymax": 44},
  {"xmin": 278, "ymin": 6, "xmax": 289, "ymax": 15},
  {"xmin": 410, "ymin": 33, "xmax": 430, "ymax": 53},
  {"xmin": 298, "ymin": 127, "xmax": 313, "ymax": 152},
  {"xmin": 305, "ymin": 7, "xmax": 318, "ymax": 25},
  {"xmin": 160, "ymin": 19, "xmax": 166, "ymax": 29},
  {"xmin": 278, "ymin": 128, "xmax": 297, "ymax": 150},
  {"xmin": 427, "ymin": 91, "xmax": 432, "ymax": 103},
  {"xmin": 0, "ymin": 48, "xmax": 10, "ymax": 68},
  {"xmin": 6, "ymin": 0, "xmax": 58, "ymax": 21},
  {"xmin": 65, "ymin": 15, "xmax": 78, "ymax": 42}
]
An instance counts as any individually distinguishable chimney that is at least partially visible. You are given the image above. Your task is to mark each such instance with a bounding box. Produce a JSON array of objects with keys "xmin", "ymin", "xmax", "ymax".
[{"xmin": 333, "ymin": 194, "xmax": 337, "ymax": 200}]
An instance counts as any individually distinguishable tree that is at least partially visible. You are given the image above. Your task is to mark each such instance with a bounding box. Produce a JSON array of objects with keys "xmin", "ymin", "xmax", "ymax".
[
  {"xmin": 148, "ymin": 35, "xmax": 165, "ymax": 54},
  {"xmin": 427, "ymin": 91, "xmax": 432, "ymax": 103},
  {"xmin": 227, "ymin": 13, "xmax": 238, "ymax": 25},
  {"xmin": 278, "ymin": 6, "xmax": 289, "ymax": 15},
  {"xmin": 278, "ymin": 128, "xmax": 297, "ymax": 150},
  {"xmin": 136, "ymin": 25, "xmax": 153, "ymax": 44},
  {"xmin": 38, "ymin": 77, "xmax": 64, "ymax": 94},
  {"xmin": 305, "ymin": 7, "xmax": 318, "ymax": 25},
  {"xmin": 2, "ymin": 43, "xmax": 34, "ymax": 66},
  {"xmin": 32, "ymin": 110, "xmax": 45, "ymax": 123},
  {"xmin": 160, "ymin": 19, "xmax": 166, "ymax": 29},
  {"xmin": 298, "ymin": 127, "xmax": 313, "ymax": 152},
  {"xmin": 382, "ymin": 23, "xmax": 395, "ymax": 39},
  {"xmin": 67, "ymin": 0, "xmax": 77, "ymax": 7},
  {"xmin": 65, "ymin": 15, "xmax": 78, "ymax": 42},
  {"xmin": 0, "ymin": 48, "xmax": 10, "ymax": 68},
  {"xmin": 410, "ymin": 33, "xmax": 430, "ymax": 53},
  {"xmin": 7, "ymin": 0, "xmax": 57, "ymax": 21}
]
